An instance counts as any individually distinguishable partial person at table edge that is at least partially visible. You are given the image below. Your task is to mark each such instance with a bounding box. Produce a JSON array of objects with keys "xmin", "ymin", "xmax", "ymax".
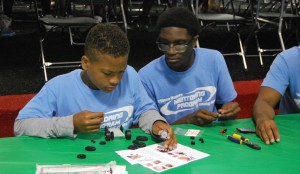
[
  {"xmin": 252, "ymin": 46, "xmax": 300, "ymax": 145},
  {"xmin": 138, "ymin": 7, "xmax": 240, "ymax": 126},
  {"xmin": 14, "ymin": 23, "xmax": 177, "ymax": 150}
]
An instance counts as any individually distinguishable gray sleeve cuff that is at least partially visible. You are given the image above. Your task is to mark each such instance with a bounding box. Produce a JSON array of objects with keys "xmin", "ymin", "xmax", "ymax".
[
  {"xmin": 14, "ymin": 115, "xmax": 76, "ymax": 138},
  {"xmin": 138, "ymin": 110, "xmax": 168, "ymax": 134}
]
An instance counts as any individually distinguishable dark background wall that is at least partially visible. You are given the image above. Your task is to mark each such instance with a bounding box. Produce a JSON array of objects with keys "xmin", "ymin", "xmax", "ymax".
[{"xmin": 1, "ymin": 1, "xmax": 299, "ymax": 95}]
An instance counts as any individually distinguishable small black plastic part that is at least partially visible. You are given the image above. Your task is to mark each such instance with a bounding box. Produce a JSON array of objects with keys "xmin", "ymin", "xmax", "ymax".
[
  {"xmin": 136, "ymin": 136, "xmax": 148, "ymax": 141},
  {"xmin": 150, "ymin": 131, "xmax": 168, "ymax": 143},
  {"xmin": 136, "ymin": 142, "xmax": 146, "ymax": 147},
  {"xmin": 132, "ymin": 140, "xmax": 140, "ymax": 144},
  {"xmin": 77, "ymin": 154, "xmax": 86, "ymax": 159},
  {"xmin": 128, "ymin": 145, "xmax": 138, "ymax": 150},
  {"xmin": 105, "ymin": 131, "xmax": 111, "ymax": 141},
  {"xmin": 85, "ymin": 146, "xmax": 96, "ymax": 151},
  {"xmin": 191, "ymin": 141, "xmax": 195, "ymax": 145},
  {"xmin": 125, "ymin": 130, "xmax": 132, "ymax": 140},
  {"xmin": 99, "ymin": 141, "xmax": 106, "ymax": 145},
  {"xmin": 110, "ymin": 131, "xmax": 114, "ymax": 140}
]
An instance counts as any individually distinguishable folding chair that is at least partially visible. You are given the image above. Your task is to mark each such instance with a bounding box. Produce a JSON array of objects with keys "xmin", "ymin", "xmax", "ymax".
[
  {"xmin": 38, "ymin": 0, "xmax": 99, "ymax": 81},
  {"xmin": 191, "ymin": 0, "xmax": 248, "ymax": 70},
  {"xmin": 121, "ymin": 0, "xmax": 156, "ymax": 32},
  {"xmin": 252, "ymin": 0, "xmax": 300, "ymax": 66},
  {"xmin": 101, "ymin": 0, "xmax": 127, "ymax": 32},
  {"xmin": 11, "ymin": 0, "xmax": 38, "ymax": 22},
  {"xmin": 121, "ymin": 0, "xmax": 193, "ymax": 32}
]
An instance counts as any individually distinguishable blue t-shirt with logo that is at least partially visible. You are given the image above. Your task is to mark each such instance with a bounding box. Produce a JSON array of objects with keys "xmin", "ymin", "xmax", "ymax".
[
  {"xmin": 17, "ymin": 67, "xmax": 156, "ymax": 129},
  {"xmin": 138, "ymin": 48, "xmax": 237, "ymax": 124},
  {"xmin": 262, "ymin": 46, "xmax": 300, "ymax": 114}
]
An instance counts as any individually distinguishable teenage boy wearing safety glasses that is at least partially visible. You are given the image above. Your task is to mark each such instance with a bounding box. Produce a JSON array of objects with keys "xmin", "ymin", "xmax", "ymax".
[{"xmin": 138, "ymin": 7, "xmax": 240, "ymax": 126}]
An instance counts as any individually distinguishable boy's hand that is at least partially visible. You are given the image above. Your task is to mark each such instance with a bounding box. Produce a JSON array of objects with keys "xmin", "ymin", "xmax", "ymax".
[
  {"xmin": 152, "ymin": 121, "xmax": 178, "ymax": 151},
  {"xmin": 73, "ymin": 110, "xmax": 104, "ymax": 133}
]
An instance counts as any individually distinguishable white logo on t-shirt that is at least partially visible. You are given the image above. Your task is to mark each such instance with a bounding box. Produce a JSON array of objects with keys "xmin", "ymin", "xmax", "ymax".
[
  {"xmin": 159, "ymin": 86, "xmax": 216, "ymax": 115},
  {"xmin": 101, "ymin": 106, "xmax": 134, "ymax": 128}
]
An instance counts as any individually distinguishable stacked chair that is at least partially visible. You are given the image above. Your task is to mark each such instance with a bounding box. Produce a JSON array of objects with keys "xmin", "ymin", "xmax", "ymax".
[
  {"xmin": 38, "ymin": 0, "xmax": 99, "ymax": 81},
  {"xmin": 190, "ymin": 0, "xmax": 249, "ymax": 70},
  {"xmin": 252, "ymin": 0, "xmax": 300, "ymax": 66}
]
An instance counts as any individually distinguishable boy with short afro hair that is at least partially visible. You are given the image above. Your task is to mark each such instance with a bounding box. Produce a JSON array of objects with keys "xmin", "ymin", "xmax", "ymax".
[{"xmin": 15, "ymin": 23, "xmax": 177, "ymax": 150}]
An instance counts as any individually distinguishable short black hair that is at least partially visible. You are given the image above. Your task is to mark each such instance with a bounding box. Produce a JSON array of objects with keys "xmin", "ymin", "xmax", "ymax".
[
  {"xmin": 156, "ymin": 7, "xmax": 200, "ymax": 36},
  {"xmin": 84, "ymin": 23, "xmax": 129, "ymax": 61}
]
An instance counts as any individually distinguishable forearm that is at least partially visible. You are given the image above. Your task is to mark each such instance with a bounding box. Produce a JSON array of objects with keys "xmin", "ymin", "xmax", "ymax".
[
  {"xmin": 252, "ymin": 101, "xmax": 276, "ymax": 125},
  {"xmin": 14, "ymin": 116, "xmax": 75, "ymax": 138},
  {"xmin": 138, "ymin": 110, "xmax": 167, "ymax": 134}
]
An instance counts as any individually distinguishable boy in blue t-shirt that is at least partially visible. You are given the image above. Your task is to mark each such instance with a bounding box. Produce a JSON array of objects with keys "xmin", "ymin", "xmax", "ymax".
[
  {"xmin": 253, "ymin": 46, "xmax": 300, "ymax": 145},
  {"xmin": 15, "ymin": 23, "xmax": 177, "ymax": 150},
  {"xmin": 138, "ymin": 8, "xmax": 240, "ymax": 125}
]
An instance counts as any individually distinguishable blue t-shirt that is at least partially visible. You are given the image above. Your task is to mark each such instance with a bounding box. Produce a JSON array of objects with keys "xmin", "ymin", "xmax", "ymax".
[
  {"xmin": 262, "ymin": 46, "xmax": 300, "ymax": 114},
  {"xmin": 17, "ymin": 67, "xmax": 157, "ymax": 129},
  {"xmin": 138, "ymin": 48, "xmax": 237, "ymax": 123}
]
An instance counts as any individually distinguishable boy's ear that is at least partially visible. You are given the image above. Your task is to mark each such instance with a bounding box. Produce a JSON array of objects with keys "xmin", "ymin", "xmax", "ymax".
[{"xmin": 81, "ymin": 56, "xmax": 89, "ymax": 70}]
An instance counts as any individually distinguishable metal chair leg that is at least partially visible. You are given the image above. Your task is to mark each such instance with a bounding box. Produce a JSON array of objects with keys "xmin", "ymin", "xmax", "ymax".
[
  {"xmin": 237, "ymin": 33, "xmax": 247, "ymax": 70},
  {"xmin": 40, "ymin": 39, "xmax": 49, "ymax": 82},
  {"xmin": 120, "ymin": 0, "xmax": 127, "ymax": 33},
  {"xmin": 254, "ymin": 31, "xmax": 264, "ymax": 66}
]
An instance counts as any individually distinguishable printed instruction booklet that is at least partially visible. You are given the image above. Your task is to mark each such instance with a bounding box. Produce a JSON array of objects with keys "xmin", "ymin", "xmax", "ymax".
[{"xmin": 116, "ymin": 143, "xmax": 210, "ymax": 173}]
